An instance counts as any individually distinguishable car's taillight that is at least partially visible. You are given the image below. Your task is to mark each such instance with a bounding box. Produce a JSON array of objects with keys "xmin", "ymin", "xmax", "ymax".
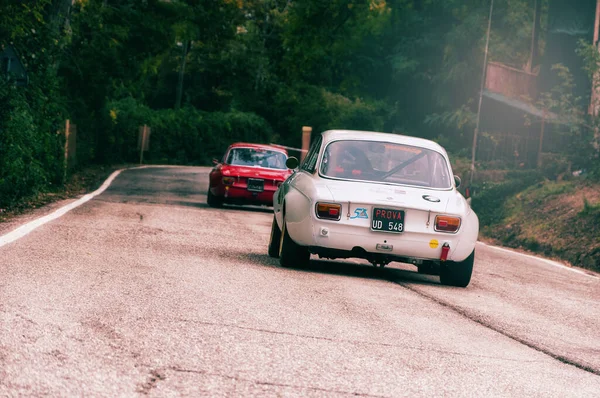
[
  {"xmin": 435, "ymin": 215, "xmax": 461, "ymax": 233},
  {"xmin": 222, "ymin": 177, "xmax": 235, "ymax": 185},
  {"xmin": 316, "ymin": 202, "xmax": 342, "ymax": 220}
]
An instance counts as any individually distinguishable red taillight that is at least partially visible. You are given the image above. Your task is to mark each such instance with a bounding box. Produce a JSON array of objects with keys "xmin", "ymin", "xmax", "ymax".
[
  {"xmin": 316, "ymin": 202, "xmax": 342, "ymax": 220},
  {"xmin": 435, "ymin": 215, "xmax": 461, "ymax": 233},
  {"xmin": 222, "ymin": 177, "xmax": 235, "ymax": 185}
]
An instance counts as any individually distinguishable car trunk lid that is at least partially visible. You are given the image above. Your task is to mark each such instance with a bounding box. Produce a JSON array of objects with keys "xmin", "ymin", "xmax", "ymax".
[{"xmin": 323, "ymin": 180, "xmax": 456, "ymax": 234}]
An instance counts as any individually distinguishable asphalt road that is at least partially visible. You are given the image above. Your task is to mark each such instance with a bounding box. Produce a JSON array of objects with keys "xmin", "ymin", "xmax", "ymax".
[{"xmin": 1, "ymin": 166, "xmax": 599, "ymax": 397}]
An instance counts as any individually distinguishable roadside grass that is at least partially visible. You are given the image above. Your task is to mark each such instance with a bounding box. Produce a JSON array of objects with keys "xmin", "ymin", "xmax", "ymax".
[
  {"xmin": 474, "ymin": 178, "xmax": 600, "ymax": 272},
  {"xmin": 470, "ymin": 170, "xmax": 544, "ymax": 227}
]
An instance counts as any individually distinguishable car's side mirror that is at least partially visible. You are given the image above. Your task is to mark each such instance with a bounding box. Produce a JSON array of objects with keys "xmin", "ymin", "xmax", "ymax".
[
  {"xmin": 454, "ymin": 175, "xmax": 461, "ymax": 188},
  {"xmin": 286, "ymin": 156, "xmax": 299, "ymax": 170},
  {"xmin": 212, "ymin": 158, "xmax": 219, "ymax": 165}
]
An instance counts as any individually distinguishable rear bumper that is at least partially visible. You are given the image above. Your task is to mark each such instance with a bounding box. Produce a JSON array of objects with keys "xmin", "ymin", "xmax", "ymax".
[
  {"xmin": 306, "ymin": 221, "xmax": 474, "ymax": 263},
  {"xmin": 212, "ymin": 184, "xmax": 276, "ymax": 205}
]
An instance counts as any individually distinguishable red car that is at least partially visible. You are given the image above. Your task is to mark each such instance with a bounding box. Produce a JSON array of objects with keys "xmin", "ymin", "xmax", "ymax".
[{"xmin": 207, "ymin": 143, "xmax": 293, "ymax": 207}]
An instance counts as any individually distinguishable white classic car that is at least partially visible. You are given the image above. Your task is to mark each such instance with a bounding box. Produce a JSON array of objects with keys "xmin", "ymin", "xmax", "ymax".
[{"xmin": 268, "ymin": 130, "xmax": 479, "ymax": 287}]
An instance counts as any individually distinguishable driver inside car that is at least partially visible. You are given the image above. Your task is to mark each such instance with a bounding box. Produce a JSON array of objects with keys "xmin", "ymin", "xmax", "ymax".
[{"xmin": 323, "ymin": 141, "xmax": 373, "ymax": 178}]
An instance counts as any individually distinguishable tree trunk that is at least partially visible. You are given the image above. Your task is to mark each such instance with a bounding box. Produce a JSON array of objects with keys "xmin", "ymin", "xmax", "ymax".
[
  {"xmin": 175, "ymin": 41, "xmax": 189, "ymax": 110},
  {"xmin": 528, "ymin": 0, "xmax": 542, "ymax": 71}
]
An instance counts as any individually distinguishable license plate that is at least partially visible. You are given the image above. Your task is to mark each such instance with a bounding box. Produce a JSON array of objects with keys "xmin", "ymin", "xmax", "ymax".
[
  {"xmin": 247, "ymin": 178, "xmax": 264, "ymax": 192},
  {"xmin": 371, "ymin": 208, "xmax": 405, "ymax": 233}
]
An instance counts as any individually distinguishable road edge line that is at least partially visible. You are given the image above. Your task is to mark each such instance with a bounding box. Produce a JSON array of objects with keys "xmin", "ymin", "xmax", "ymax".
[
  {"xmin": 0, "ymin": 165, "xmax": 216, "ymax": 249},
  {"xmin": 477, "ymin": 241, "xmax": 599, "ymax": 279},
  {"xmin": 0, "ymin": 168, "xmax": 124, "ymax": 249}
]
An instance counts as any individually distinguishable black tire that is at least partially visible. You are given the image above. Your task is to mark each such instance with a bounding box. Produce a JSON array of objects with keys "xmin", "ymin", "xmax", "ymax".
[
  {"xmin": 279, "ymin": 219, "xmax": 310, "ymax": 268},
  {"xmin": 206, "ymin": 188, "xmax": 223, "ymax": 208},
  {"xmin": 268, "ymin": 215, "xmax": 281, "ymax": 258},
  {"xmin": 439, "ymin": 250, "xmax": 474, "ymax": 287}
]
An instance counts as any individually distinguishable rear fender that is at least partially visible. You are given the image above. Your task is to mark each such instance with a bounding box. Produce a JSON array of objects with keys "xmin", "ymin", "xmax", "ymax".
[
  {"xmin": 450, "ymin": 211, "xmax": 479, "ymax": 262},
  {"xmin": 282, "ymin": 187, "xmax": 311, "ymax": 238}
]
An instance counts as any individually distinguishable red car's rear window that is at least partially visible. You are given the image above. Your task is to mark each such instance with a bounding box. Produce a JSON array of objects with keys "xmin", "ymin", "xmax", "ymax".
[{"xmin": 226, "ymin": 147, "xmax": 287, "ymax": 170}]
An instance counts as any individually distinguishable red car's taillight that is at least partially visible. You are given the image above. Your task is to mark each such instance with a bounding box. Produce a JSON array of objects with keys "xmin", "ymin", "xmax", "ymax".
[
  {"xmin": 316, "ymin": 202, "xmax": 342, "ymax": 220},
  {"xmin": 222, "ymin": 177, "xmax": 235, "ymax": 185},
  {"xmin": 435, "ymin": 215, "xmax": 461, "ymax": 233}
]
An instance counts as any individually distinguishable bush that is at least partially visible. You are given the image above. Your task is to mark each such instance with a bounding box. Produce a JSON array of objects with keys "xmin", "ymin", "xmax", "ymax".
[
  {"xmin": 269, "ymin": 84, "xmax": 388, "ymax": 148},
  {"xmin": 321, "ymin": 90, "xmax": 388, "ymax": 133},
  {"xmin": 103, "ymin": 98, "xmax": 154, "ymax": 163},
  {"xmin": 105, "ymin": 87, "xmax": 388, "ymax": 166},
  {"xmin": 538, "ymin": 153, "xmax": 572, "ymax": 180},
  {"xmin": 103, "ymin": 98, "xmax": 273, "ymax": 165},
  {"xmin": 0, "ymin": 78, "xmax": 65, "ymax": 208}
]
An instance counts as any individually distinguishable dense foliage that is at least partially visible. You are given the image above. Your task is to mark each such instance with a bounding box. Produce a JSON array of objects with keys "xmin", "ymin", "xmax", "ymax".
[
  {"xmin": 1, "ymin": 0, "xmax": 599, "ymax": 208},
  {"xmin": 0, "ymin": 0, "xmax": 67, "ymax": 206}
]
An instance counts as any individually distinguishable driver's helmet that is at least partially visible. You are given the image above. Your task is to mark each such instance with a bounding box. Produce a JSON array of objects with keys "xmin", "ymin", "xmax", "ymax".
[{"xmin": 327, "ymin": 141, "xmax": 371, "ymax": 177}]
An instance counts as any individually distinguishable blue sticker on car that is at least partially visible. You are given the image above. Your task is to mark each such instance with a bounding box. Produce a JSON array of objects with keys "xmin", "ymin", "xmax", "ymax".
[{"xmin": 350, "ymin": 208, "xmax": 369, "ymax": 219}]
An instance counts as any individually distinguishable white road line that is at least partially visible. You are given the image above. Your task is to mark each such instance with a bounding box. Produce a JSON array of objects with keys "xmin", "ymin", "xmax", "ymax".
[
  {"xmin": 477, "ymin": 242, "xmax": 599, "ymax": 279},
  {"xmin": 0, "ymin": 165, "xmax": 214, "ymax": 249},
  {"xmin": 0, "ymin": 169, "xmax": 123, "ymax": 249}
]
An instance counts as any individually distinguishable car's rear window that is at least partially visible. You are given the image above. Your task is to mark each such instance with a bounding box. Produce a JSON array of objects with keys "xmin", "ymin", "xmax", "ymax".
[
  {"xmin": 319, "ymin": 140, "xmax": 452, "ymax": 189},
  {"xmin": 226, "ymin": 147, "xmax": 287, "ymax": 169}
]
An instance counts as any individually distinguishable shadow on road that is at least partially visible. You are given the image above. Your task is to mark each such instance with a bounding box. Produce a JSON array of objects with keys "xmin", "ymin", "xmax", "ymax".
[
  {"xmin": 100, "ymin": 193, "xmax": 274, "ymax": 214},
  {"xmin": 217, "ymin": 204, "xmax": 274, "ymax": 214},
  {"xmin": 98, "ymin": 167, "xmax": 276, "ymax": 215},
  {"xmin": 240, "ymin": 252, "xmax": 441, "ymax": 287}
]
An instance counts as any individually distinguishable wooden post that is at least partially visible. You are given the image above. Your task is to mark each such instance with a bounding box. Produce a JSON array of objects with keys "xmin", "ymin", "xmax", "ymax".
[
  {"xmin": 138, "ymin": 124, "xmax": 150, "ymax": 165},
  {"xmin": 301, "ymin": 126, "xmax": 312, "ymax": 162},
  {"xmin": 140, "ymin": 126, "xmax": 145, "ymax": 165}
]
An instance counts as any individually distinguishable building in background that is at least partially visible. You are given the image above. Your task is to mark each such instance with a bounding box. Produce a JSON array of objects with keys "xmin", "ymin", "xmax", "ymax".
[{"xmin": 477, "ymin": 0, "xmax": 597, "ymax": 169}]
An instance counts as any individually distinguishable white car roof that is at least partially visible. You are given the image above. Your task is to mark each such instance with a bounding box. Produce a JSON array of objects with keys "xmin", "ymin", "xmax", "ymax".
[{"xmin": 320, "ymin": 130, "xmax": 448, "ymax": 155}]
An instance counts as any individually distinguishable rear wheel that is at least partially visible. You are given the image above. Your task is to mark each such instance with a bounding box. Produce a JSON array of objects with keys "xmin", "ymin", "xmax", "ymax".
[
  {"xmin": 439, "ymin": 250, "xmax": 474, "ymax": 287},
  {"xmin": 206, "ymin": 188, "xmax": 223, "ymax": 208},
  {"xmin": 279, "ymin": 218, "xmax": 310, "ymax": 268},
  {"xmin": 268, "ymin": 215, "xmax": 281, "ymax": 258}
]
